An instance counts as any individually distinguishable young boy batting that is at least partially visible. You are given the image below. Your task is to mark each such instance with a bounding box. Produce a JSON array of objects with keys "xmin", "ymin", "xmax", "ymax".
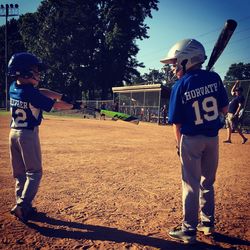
[{"xmin": 8, "ymin": 52, "xmax": 80, "ymax": 223}]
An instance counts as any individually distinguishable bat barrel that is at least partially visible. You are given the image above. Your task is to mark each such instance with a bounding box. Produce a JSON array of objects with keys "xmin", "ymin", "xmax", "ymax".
[
  {"xmin": 206, "ymin": 19, "xmax": 237, "ymax": 71},
  {"xmin": 226, "ymin": 19, "xmax": 237, "ymax": 31}
]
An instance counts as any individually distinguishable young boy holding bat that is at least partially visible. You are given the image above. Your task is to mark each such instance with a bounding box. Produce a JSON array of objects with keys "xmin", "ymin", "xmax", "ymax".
[
  {"xmin": 160, "ymin": 39, "xmax": 229, "ymax": 244},
  {"xmin": 8, "ymin": 52, "xmax": 81, "ymax": 223}
]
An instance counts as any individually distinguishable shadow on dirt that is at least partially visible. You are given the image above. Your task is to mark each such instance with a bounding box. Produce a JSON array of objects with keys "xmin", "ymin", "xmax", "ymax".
[
  {"xmin": 25, "ymin": 212, "xmax": 246, "ymax": 250},
  {"xmin": 212, "ymin": 232, "xmax": 250, "ymax": 246}
]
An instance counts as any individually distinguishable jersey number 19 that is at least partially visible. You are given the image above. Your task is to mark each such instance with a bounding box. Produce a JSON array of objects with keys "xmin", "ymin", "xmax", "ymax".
[{"xmin": 192, "ymin": 96, "xmax": 218, "ymax": 125}]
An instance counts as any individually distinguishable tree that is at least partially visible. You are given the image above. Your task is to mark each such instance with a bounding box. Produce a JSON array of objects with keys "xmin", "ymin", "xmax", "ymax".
[
  {"xmin": 19, "ymin": 0, "xmax": 100, "ymax": 100},
  {"xmin": 224, "ymin": 62, "xmax": 250, "ymax": 81},
  {"xmin": 143, "ymin": 66, "xmax": 174, "ymax": 85},
  {"xmin": 140, "ymin": 69, "xmax": 163, "ymax": 83},
  {"xmin": 129, "ymin": 66, "xmax": 174, "ymax": 86},
  {"xmin": 163, "ymin": 64, "xmax": 174, "ymax": 84},
  {"xmin": 92, "ymin": 0, "xmax": 159, "ymax": 98},
  {"xmin": 128, "ymin": 74, "xmax": 146, "ymax": 85},
  {"xmin": 11, "ymin": 0, "xmax": 159, "ymax": 100}
]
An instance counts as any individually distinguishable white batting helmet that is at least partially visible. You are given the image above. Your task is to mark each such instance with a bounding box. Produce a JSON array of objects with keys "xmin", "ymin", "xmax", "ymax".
[{"xmin": 160, "ymin": 39, "xmax": 207, "ymax": 71}]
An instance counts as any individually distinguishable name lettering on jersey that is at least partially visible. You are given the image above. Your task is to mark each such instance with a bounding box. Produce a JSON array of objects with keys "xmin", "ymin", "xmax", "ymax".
[
  {"xmin": 184, "ymin": 82, "xmax": 218, "ymax": 101},
  {"xmin": 10, "ymin": 98, "xmax": 28, "ymax": 109}
]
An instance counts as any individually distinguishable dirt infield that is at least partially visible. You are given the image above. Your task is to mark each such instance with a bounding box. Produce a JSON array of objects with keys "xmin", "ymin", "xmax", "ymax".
[{"xmin": 0, "ymin": 113, "xmax": 249, "ymax": 250}]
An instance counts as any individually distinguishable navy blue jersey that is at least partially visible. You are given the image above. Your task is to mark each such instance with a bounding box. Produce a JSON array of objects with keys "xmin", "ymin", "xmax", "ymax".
[
  {"xmin": 228, "ymin": 95, "xmax": 245, "ymax": 114},
  {"xmin": 9, "ymin": 81, "xmax": 55, "ymax": 129},
  {"xmin": 168, "ymin": 69, "xmax": 229, "ymax": 137}
]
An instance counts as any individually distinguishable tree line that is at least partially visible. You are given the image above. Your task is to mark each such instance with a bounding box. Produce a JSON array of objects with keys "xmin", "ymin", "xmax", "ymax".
[{"xmin": 0, "ymin": 0, "xmax": 158, "ymax": 100}]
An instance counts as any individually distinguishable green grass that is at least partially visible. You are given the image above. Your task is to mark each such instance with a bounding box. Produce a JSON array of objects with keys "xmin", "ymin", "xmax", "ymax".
[
  {"xmin": 0, "ymin": 110, "xmax": 9, "ymax": 116},
  {"xmin": 44, "ymin": 110, "xmax": 92, "ymax": 118},
  {"xmin": 0, "ymin": 109, "xmax": 95, "ymax": 120}
]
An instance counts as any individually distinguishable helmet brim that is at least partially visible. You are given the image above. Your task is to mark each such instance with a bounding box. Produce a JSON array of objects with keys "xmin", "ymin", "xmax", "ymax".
[{"xmin": 160, "ymin": 57, "xmax": 177, "ymax": 64}]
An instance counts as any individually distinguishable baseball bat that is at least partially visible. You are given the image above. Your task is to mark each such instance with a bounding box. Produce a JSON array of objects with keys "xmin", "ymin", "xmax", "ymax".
[
  {"xmin": 85, "ymin": 106, "xmax": 140, "ymax": 125},
  {"xmin": 206, "ymin": 19, "xmax": 237, "ymax": 71}
]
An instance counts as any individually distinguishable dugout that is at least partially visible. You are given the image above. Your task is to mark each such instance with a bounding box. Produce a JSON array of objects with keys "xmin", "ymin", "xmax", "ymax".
[{"xmin": 112, "ymin": 84, "xmax": 171, "ymax": 124}]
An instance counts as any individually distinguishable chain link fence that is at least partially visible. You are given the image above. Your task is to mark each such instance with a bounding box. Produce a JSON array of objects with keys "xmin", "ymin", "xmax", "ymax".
[
  {"xmin": 1, "ymin": 80, "xmax": 250, "ymax": 129},
  {"xmin": 112, "ymin": 84, "xmax": 170, "ymax": 124}
]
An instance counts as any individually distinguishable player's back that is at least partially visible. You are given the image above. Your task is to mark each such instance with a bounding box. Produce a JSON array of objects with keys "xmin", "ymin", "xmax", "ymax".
[{"xmin": 177, "ymin": 69, "xmax": 228, "ymax": 137}]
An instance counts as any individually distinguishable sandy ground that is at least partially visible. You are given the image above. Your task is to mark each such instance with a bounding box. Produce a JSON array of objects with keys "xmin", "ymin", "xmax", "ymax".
[{"xmin": 0, "ymin": 113, "xmax": 249, "ymax": 250}]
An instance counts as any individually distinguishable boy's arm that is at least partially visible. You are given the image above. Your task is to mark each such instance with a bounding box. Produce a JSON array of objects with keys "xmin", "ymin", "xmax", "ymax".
[
  {"xmin": 39, "ymin": 88, "xmax": 63, "ymax": 100},
  {"xmin": 173, "ymin": 123, "xmax": 181, "ymax": 156},
  {"xmin": 173, "ymin": 123, "xmax": 181, "ymax": 145},
  {"xmin": 39, "ymin": 88, "xmax": 82, "ymax": 110},
  {"xmin": 231, "ymin": 80, "xmax": 239, "ymax": 96},
  {"xmin": 53, "ymin": 100, "xmax": 74, "ymax": 110}
]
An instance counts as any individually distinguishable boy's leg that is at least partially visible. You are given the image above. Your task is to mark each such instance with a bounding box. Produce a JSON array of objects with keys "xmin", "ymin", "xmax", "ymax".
[
  {"xmin": 18, "ymin": 128, "xmax": 42, "ymax": 209},
  {"xmin": 200, "ymin": 136, "xmax": 218, "ymax": 227},
  {"xmin": 9, "ymin": 129, "xmax": 41, "ymax": 222},
  {"xmin": 237, "ymin": 128, "xmax": 248, "ymax": 143},
  {"xmin": 9, "ymin": 129, "xmax": 26, "ymax": 203},
  {"xmin": 15, "ymin": 176, "xmax": 26, "ymax": 202},
  {"xmin": 168, "ymin": 135, "xmax": 205, "ymax": 244},
  {"xmin": 181, "ymin": 135, "xmax": 204, "ymax": 231}
]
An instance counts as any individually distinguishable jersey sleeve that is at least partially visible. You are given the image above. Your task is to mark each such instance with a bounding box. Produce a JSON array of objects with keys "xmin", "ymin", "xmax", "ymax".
[
  {"xmin": 28, "ymin": 88, "xmax": 55, "ymax": 112},
  {"xmin": 168, "ymin": 81, "xmax": 184, "ymax": 124}
]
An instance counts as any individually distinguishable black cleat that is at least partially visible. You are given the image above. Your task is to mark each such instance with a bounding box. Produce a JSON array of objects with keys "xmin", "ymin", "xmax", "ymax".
[{"xmin": 10, "ymin": 205, "xmax": 28, "ymax": 223}]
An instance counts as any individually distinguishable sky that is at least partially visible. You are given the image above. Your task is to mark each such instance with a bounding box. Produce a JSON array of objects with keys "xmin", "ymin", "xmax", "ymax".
[
  {"xmin": 1, "ymin": 0, "xmax": 250, "ymax": 80},
  {"xmin": 137, "ymin": 0, "xmax": 250, "ymax": 79}
]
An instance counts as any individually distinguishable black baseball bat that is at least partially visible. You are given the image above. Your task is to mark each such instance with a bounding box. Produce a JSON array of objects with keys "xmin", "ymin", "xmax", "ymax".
[{"xmin": 206, "ymin": 19, "xmax": 237, "ymax": 71}]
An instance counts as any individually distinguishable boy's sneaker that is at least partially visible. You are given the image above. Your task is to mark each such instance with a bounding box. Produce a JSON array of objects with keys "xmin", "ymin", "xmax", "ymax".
[
  {"xmin": 197, "ymin": 222, "xmax": 214, "ymax": 235},
  {"xmin": 168, "ymin": 226, "xmax": 196, "ymax": 244},
  {"xmin": 10, "ymin": 205, "xmax": 28, "ymax": 223}
]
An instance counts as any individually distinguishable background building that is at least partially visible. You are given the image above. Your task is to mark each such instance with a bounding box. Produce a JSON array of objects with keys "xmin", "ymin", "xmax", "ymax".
[{"xmin": 112, "ymin": 84, "xmax": 171, "ymax": 124}]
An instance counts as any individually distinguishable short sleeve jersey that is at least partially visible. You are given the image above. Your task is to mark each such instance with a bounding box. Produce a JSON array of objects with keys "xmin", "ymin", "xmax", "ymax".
[
  {"xmin": 228, "ymin": 95, "xmax": 245, "ymax": 114},
  {"xmin": 168, "ymin": 69, "xmax": 229, "ymax": 137},
  {"xmin": 9, "ymin": 81, "xmax": 55, "ymax": 129}
]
